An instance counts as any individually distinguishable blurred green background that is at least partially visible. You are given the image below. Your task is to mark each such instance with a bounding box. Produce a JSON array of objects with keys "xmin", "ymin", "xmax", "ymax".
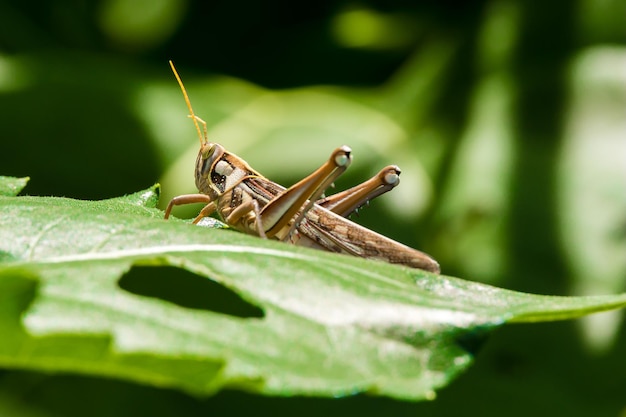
[{"xmin": 1, "ymin": 0, "xmax": 625, "ymax": 415}]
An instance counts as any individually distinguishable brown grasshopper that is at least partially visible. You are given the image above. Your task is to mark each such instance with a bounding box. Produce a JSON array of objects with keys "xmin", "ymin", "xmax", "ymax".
[{"xmin": 164, "ymin": 62, "xmax": 440, "ymax": 273}]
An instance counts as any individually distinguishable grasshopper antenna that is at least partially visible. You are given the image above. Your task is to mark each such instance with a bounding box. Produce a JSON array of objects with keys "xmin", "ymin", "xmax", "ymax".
[{"xmin": 169, "ymin": 60, "xmax": 207, "ymax": 146}]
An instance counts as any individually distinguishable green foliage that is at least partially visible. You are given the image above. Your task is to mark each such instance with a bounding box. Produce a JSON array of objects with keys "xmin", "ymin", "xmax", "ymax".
[
  {"xmin": 1, "ymin": 0, "xmax": 625, "ymax": 415},
  {"xmin": 1, "ymin": 176, "xmax": 625, "ymax": 403}
]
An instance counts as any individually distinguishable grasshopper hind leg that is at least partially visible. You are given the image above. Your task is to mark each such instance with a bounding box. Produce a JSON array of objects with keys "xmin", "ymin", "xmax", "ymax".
[{"xmin": 317, "ymin": 165, "xmax": 401, "ymax": 218}]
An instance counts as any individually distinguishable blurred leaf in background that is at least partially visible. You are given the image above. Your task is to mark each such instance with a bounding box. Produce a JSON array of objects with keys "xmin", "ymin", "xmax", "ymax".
[{"xmin": 0, "ymin": 0, "xmax": 625, "ymax": 415}]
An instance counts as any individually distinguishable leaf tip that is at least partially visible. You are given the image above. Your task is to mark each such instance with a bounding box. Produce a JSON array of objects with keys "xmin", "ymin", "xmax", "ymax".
[{"xmin": 0, "ymin": 176, "xmax": 30, "ymax": 197}]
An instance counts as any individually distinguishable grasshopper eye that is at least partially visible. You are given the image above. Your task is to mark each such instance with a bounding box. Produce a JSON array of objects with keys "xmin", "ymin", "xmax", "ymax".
[
  {"xmin": 197, "ymin": 144, "xmax": 217, "ymax": 178},
  {"xmin": 201, "ymin": 144, "xmax": 216, "ymax": 160}
]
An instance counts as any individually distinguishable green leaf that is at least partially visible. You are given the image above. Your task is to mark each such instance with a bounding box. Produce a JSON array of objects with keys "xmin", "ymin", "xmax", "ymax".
[
  {"xmin": 1, "ymin": 176, "xmax": 625, "ymax": 402},
  {"xmin": 0, "ymin": 176, "xmax": 29, "ymax": 197}
]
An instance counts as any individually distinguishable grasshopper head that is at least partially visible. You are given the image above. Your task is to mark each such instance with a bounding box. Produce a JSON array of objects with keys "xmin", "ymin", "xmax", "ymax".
[{"xmin": 195, "ymin": 142, "xmax": 226, "ymax": 198}]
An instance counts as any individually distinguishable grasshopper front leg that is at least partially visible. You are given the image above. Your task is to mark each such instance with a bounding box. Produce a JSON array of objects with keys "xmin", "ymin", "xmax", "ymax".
[{"xmin": 164, "ymin": 194, "xmax": 215, "ymax": 221}]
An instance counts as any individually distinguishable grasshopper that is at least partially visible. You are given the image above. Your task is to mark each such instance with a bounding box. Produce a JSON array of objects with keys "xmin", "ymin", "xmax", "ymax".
[{"xmin": 164, "ymin": 62, "xmax": 440, "ymax": 273}]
